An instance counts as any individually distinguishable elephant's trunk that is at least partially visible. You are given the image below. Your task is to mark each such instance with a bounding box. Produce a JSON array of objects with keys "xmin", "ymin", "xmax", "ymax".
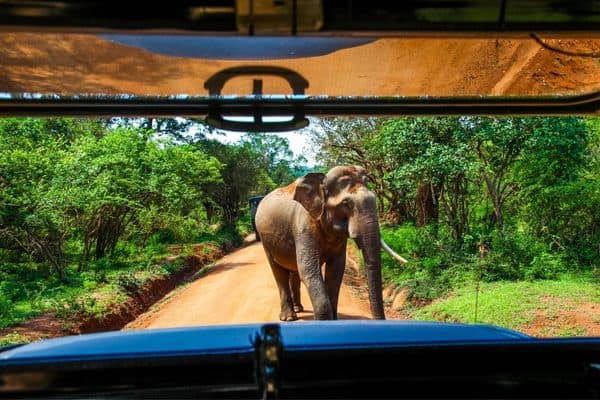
[{"xmin": 355, "ymin": 196, "xmax": 385, "ymax": 320}]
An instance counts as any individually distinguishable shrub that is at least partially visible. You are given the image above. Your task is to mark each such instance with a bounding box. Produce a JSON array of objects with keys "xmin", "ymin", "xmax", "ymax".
[
  {"xmin": 0, "ymin": 296, "xmax": 12, "ymax": 320},
  {"xmin": 525, "ymin": 252, "xmax": 566, "ymax": 280},
  {"xmin": 115, "ymin": 271, "xmax": 142, "ymax": 294},
  {"xmin": 0, "ymin": 333, "xmax": 30, "ymax": 346}
]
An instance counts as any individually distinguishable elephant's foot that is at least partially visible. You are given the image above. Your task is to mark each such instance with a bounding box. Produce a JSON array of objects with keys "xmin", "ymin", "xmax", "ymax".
[
  {"xmin": 279, "ymin": 310, "xmax": 298, "ymax": 321},
  {"xmin": 293, "ymin": 304, "xmax": 304, "ymax": 313}
]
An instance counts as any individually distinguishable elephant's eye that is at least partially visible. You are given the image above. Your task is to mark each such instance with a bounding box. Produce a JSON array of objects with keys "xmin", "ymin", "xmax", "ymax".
[
  {"xmin": 338, "ymin": 177, "xmax": 352, "ymax": 188},
  {"xmin": 341, "ymin": 198, "xmax": 354, "ymax": 209}
]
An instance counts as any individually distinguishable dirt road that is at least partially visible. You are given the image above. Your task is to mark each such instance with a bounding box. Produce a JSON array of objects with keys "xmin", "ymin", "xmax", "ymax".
[{"xmin": 126, "ymin": 241, "xmax": 373, "ymax": 329}]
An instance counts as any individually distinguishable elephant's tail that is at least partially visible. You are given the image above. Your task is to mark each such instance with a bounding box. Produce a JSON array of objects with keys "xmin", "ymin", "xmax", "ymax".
[{"xmin": 380, "ymin": 238, "xmax": 408, "ymax": 264}]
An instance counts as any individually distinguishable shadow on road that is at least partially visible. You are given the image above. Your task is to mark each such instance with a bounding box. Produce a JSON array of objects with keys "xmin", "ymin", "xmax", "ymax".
[
  {"xmin": 195, "ymin": 261, "xmax": 255, "ymax": 279},
  {"xmin": 296, "ymin": 312, "xmax": 370, "ymax": 321}
]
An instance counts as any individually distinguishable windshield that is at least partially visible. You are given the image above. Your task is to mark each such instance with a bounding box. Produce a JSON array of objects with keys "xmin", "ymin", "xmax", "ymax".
[
  {"xmin": 0, "ymin": 28, "xmax": 599, "ymax": 347},
  {"xmin": 1, "ymin": 115, "xmax": 598, "ymax": 343}
]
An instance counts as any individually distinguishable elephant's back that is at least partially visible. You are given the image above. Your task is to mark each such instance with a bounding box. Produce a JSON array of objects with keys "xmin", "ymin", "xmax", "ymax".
[
  {"xmin": 255, "ymin": 185, "xmax": 299, "ymax": 233},
  {"xmin": 255, "ymin": 184, "xmax": 303, "ymax": 266}
]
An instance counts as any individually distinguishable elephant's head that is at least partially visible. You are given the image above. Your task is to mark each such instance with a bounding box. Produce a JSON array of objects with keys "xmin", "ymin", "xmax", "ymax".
[{"xmin": 293, "ymin": 166, "xmax": 385, "ymax": 320}]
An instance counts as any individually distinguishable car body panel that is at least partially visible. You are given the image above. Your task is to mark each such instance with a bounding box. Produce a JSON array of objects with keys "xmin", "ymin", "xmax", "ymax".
[{"xmin": 0, "ymin": 321, "xmax": 530, "ymax": 365}]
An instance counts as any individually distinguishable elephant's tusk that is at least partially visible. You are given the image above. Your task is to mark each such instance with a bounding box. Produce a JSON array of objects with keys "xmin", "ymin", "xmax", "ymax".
[{"xmin": 380, "ymin": 238, "xmax": 408, "ymax": 264}]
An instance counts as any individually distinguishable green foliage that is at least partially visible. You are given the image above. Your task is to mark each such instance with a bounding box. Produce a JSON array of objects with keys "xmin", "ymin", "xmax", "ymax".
[
  {"xmin": 198, "ymin": 139, "xmax": 269, "ymax": 226},
  {"xmin": 0, "ymin": 333, "xmax": 31, "ymax": 346},
  {"xmin": 199, "ymin": 131, "xmax": 312, "ymax": 229},
  {"xmin": 312, "ymin": 117, "xmax": 600, "ymax": 305},
  {"xmin": 241, "ymin": 132, "xmax": 307, "ymax": 188},
  {"xmin": 0, "ymin": 118, "xmax": 224, "ymax": 271},
  {"xmin": 195, "ymin": 224, "xmax": 246, "ymax": 248},
  {"xmin": 527, "ymin": 253, "xmax": 567, "ymax": 281},
  {"xmin": 0, "ymin": 116, "xmax": 277, "ymax": 329},
  {"xmin": 115, "ymin": 271, "xmax": 143, "ymax": 294},
  {"xmin": 380, "ymin": 117, "xmax": 473, "ymax": 191},
  {"xmin": 0, "ymin": 223, "xmax": 239, "ymax": 327},
  {"xmin": 49, "ymin": 127, "xmax": 222, "ymax": 262},
  {"xmin": 380, "ymin": 224, "xmax": 474, "ymax": 301},
  {"xmin": 236, "ymin": 213, "xmax": 254, "ymax": 237},
  {"xmin": 381, "ymin": 223, "xmax": 573, "ymax": 302}
]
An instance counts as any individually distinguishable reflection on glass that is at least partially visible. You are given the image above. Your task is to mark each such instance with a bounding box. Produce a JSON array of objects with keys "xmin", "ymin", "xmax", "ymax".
[{"xmin": 0, "ymin": 33, "xmax": 598, "ymax": 98}]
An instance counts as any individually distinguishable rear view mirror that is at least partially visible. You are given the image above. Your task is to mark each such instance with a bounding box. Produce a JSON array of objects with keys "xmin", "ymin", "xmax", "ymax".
[{"xmin": 235, "ymin": 0, "xmax": 323, "ymax": 34}]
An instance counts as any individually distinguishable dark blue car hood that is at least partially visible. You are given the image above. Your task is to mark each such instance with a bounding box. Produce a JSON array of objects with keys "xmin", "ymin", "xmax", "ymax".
[{"xmin": 0, "ymin": 321, "xmax": 530, "ymax": 365}]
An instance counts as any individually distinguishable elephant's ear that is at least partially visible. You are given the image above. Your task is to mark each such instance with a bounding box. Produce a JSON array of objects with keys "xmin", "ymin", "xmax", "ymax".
[
  {"xmin": 353, "ymin": 165, "xmax": 368, "ymax": 184},
  {"xmin": 293, "ymin": 172, "xmax": 326, "ymax": 220}
]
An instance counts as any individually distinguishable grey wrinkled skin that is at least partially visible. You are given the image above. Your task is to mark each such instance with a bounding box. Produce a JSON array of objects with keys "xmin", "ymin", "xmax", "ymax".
[{"xmin": 255, "ymin": 165, "xmax": 385, "ymax": 321}]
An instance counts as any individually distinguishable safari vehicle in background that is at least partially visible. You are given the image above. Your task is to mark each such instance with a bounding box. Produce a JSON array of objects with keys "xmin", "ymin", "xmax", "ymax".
[
  {"xmin": 0, "ymin": 0, "xmax": 599, "ymax": 398},
  {"xmin": 249, "ymin": 195, "xmax": 265, "ymax": 241}
]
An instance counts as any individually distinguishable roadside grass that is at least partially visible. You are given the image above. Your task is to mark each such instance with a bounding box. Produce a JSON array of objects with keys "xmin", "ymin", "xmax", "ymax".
[
  {"xmin": 0, "ymin": 333, "xmax": 31, "ymax": 347},
  {"xmin": 378, "ymin": 223, "xmax": 600, "ymax": 337},
  {"xmin": 406, "ymin": 273, "xmax": 600, "ymax": 335},
  {"xmin": 0, "ymin": 225, "xmax": 244, "ymax": 331},
  {"xmin": 0, "ymin": 257, "xmax": 173, "ymax": 330}
]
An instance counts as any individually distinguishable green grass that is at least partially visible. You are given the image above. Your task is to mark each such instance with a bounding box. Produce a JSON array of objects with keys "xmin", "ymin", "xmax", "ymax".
[
  {"xmin": 194, "ymin": 223, "xmax": 248, "ymax": 248},
  {"xmin": 408, "ymin": 274, "xmax": 600, "ymax": 334},
  {"xmin": 379, "ymin": 223, "xmax": 599, "ymax": 336},
  {"xmin": 0, "ymin": 226, "xmax": 243, "ymax": 329},
  {"xmin": 0, "ymin": 333, "xmax": 31, "ymax": 347},
  {"xmin": 0, "ymin": 261, "xmax": 148, "ymax": 328}
]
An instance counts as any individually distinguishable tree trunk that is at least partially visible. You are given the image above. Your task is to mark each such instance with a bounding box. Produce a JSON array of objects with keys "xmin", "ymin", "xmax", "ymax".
[
  {"xmin": 481, "ymin": 173, "xmax": 504, "ymax": 230},
  {"xmin": 415, "ymin": 183, "xmax": 438, "ymax": 227},
  {"xmin": 222, "ymin": 204, "xmax": 238, "ymax": 227},
  {"xmin": 439, "ymin": 176, "xmax": 469, "ymax": 244},
  {"xmin": 203, "ymin": 202, "xmax": 215, "ymax": 224}
]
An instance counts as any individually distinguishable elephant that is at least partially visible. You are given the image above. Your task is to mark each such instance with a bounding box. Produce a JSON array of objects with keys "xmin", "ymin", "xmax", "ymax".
[{"xmin": 254, "ymin": 165, "xmax": 385, "ymax": 321}]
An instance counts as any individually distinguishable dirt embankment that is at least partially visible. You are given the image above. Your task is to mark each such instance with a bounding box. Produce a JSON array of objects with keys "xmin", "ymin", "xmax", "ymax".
[{"xmin": 0, "ymin": 239, "xmax": 245, "ymax": 343}]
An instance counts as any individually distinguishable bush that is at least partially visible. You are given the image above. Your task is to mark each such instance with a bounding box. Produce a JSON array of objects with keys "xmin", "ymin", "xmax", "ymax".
[
  {"xmin": 480, "ymin": 253, "xmax": 522, "ymax": 281},
  {"xmin": 481, "ymin": 229, "xmax": 566, "ymax": 281},
  {"xmin": 380, "ymin": 223, "xmax": 571, "ymax": 302},
  {"xmin": 115, "ymin": 271, "xmax": 143, "ymax": 294},
  {"xmin": 0, "ymin": 296, "xmax": 12, "ymax": 320},
  {"xmin": 0, "ymin": 333, "xmax": 30, "ymax": 346},
  {"xmin": 0, "ymin": 280, "xmax": 26, "ymax": 302},
  {"xmin": 380, "ymin": 224, "xmax": 473, "ymax": 301},
  {"xmin": 526, "ymin": 252, "xmax": 566, "ymax": 280},
  {"xmin": 236, "ymin": 212, "xmax": 253, "ymax": 237},
  {"xmin": 52, "ymin": 290, "xmax": 121, "ymax": 320}
]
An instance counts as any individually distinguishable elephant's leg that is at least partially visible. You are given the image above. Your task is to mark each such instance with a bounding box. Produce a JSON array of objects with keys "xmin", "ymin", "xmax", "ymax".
[
  {"xmin": 289, "ymin": 272, "xmax": 303, "ymax": 313},
  {"xmin": 296, "ymin": 245, "xmax": 333, "ymax": 320},
  {"xmin": 325, "ymin": 250, "xmax": 346, "ymax": 320},
  {"xmin": 266, "ymin": 254, "xmax": 298, "ymax": 322}
]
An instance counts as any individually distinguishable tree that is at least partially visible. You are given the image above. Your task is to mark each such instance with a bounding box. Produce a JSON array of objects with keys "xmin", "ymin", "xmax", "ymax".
[
  {"xmin": 198, "ymin": 140, "xmax": 265, "ymax": 226},
  {"xmin": 514, "ymin": 117, "xmax": 595, "ymax": 263},
  {"xmin": 381, "ymin": 117, "xmax": 474, "ymax": 238},
  {"xmin": 241, "ymin": 132, "xmax": 307, "ymax": 188},
  {"xmin": 108, "ymin": 117, "xmax": 213, "ymax": 143},
  {"xmin": 0, "ymin": 118, "xmax": 104, "ymax": 276},
  {"xmin": 51, "ymin": 127, "xmax": 221, "ymax": 265},
  {"xmin": 465, "ymin": 117, "xmax": 531, "ymax": 230}
]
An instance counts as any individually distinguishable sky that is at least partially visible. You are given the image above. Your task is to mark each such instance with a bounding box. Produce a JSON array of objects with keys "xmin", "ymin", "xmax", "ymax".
[{"xmin": 205, "ymin": 117, "xmax": 318, "ymax": 165}]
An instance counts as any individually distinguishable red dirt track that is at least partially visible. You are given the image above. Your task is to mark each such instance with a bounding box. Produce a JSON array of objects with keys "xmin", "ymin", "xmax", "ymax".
[{"xmin": 126, "ymin": 241, "xmax": 373, "ymax": 329}]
